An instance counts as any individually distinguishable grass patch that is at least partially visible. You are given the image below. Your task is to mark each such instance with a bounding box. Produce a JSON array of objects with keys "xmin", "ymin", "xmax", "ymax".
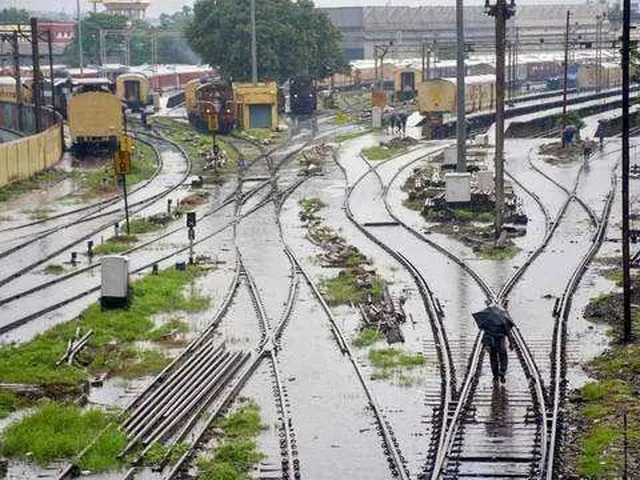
[
  {"xmin": 24, "ymin": 207, "xmax": 54, "ymax": 220},
  {"xmin": 92, "ymin": 235, "xmax": 139, "ymax": 255},
  {"xmin": 299, "ymin": 197, "xmax": 326, "ymax": 218},
  {"xmin": 43, "ymin": 264, "xmax": 65, "ymax": 275},
  {"xmin": 335, "ymin": 128, "xmax": 371, "ymax": 143},
  {"xmin": 148, "ymin": 318, "xmax": 189, "ymax": 343},
  {"xmin": 0, "ymin": 265, "xmax": 209, "ymax": 393},
  {"xmin": 143, "ymin": 441, "xmax": 189, "ymax": 467},
  {"xmin": 362, "ymin": 145, "xmax": 407, "ymax": 161},
  {"xmin": 403, "ymin": 198, "xmax": 424, "ymax": 211},
  {"xmin": 128, "ymin": 217, "xmax": 165, "ymax": 235},
  {"xmin": 0, "ymin": 392, "xmax": 21, "ymax": 419},
  {"xmin": 475, "ymin": 244, "xmax": 520, "ymax": 260},
  {"xmin": 152, "ymin": 117, "xmax": 239, "ymax": 175},
  {"xmin": 368, "ymin": 348, "xmax": 425, "ymax": 386},
  {"xmin": 196, "ymin": 400, "xmax": 266, "ymax": 479},
  {"xmin": 320, "ymin": 269, "xmax": 385, "ymax": 305},
  {"xmin": 353, "ymin": 327, "xmax": 384, "ymax": 347},
  {"xmin": 1, "ymin": 402, "xmax": 126, "ymax": 470},
  {"xmin": 0, "ymin": 168, "xmax": 68, "ymax": 203},
  {"xmin": 72, "ymin": 140, "xmax": 157, "ymax": 198},
  {"xmin": 602, "ymin": 267, "xmax": 624, "ymax": 286}
]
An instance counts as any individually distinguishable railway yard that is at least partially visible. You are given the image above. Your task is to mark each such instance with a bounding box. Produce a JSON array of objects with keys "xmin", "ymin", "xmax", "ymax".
[{"xmin": 0, "ymin": 83, "xmax": 638, "ymax": 480}]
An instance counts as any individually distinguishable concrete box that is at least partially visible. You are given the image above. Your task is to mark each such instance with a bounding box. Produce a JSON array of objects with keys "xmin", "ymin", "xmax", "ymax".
[
  {"xmin": 443, "ymin": 146, "xmax": 457, "ymax": 166},
  {"xmin": 101, "ymin": 255, "xmax": 129, "ymax": 299},
  {"xmin": 476, "ymin": 170, "xmax": 494, "ymax": 191},
  {"xmin": 445, "ymin": 172, "xmax": 471, "ymax": 203},
  {"xmin": 372, "ymin": 107, "xmax": 382, "ymax": 128}
]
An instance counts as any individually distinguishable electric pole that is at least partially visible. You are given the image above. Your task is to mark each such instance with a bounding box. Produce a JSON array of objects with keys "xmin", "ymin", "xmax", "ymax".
[
  {"xmin": 622, "ymin": 0, "xmax": 632, "ymax": 343},
  {"xmin": 561, "ymin": 10, "xmax": 570, "ymax": 147},
  {"xmin": 76, "ymin": 0, "xmax": 84, "ymax": 75},
  {"xmin": 30, "ymin": 17, "xmax": 42, "ymax": 133},
  {"xmin": 251, "ymin": 0, "xmax": 257, "ymax": 83},
  {"xmin": 456, "ymin": 0, "xmax": 466, "ymax": 173},
  {"xmin": 485, "ymin": 0, "xmax": 516, "ymax": 239}
]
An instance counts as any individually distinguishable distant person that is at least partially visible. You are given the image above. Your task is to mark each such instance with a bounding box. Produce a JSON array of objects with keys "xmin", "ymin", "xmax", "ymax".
[
  {"xmin": 595, "ymin": 120, "xmax": 606, "ymax": 149},
  {"xmin": 399, "ymin": 112, "xmax": 408, "ymax": 136},
  {"xmin": 474, "ymin": 305, "xmax": 515, "ymax": 384}
]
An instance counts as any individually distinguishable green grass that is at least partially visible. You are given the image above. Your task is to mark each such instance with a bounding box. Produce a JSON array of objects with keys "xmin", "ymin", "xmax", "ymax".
[
  {"xmin": 24, "ymin": 207, "xmax": 54, "ymax": 220},
  {"xmin": 403, "ymin": 198, "xmax": 424, "ymax": 211},
  {"xmin": 196, "ymin": 400, "xmax": 266, "ymax": 479},
  {"xmin": 143, "ymin": 442, "xmax": 189, "ymax": 467},
  {"xmin": 602, "ymin": 267, "xmax": 624, "ymax": 286},
  {"xmin": 43, "ymin": 264, "xmax": 65, "ymax": 275},
  {"xmin": 92, "ymin": 235, "xmax": 139, "ymax": 255},
  {"xmin": 0, "ymin": 265, "xmax": 209, "ymax": 392},
  {"xmin": 368, "ymin": 348, "xmax": 426, "ymax": 386},
  {"xmin": 353, "ymin": 327, "xmax": 384, "ymax": 347},
  {"xmin": 299, "ymin": 197, "xmax": 326, "ymax": 215},
  {"xmin": 0, "ymin": 392, "xmax": 21, "ymax": 419},
  {"xmin": 362, "ymin": 145, "xmax": 407, "ymax": 161},
  {"xmin": 152, "ymin": 118, "xmax": 239, "ymax": 175},
  {"xmin": 320, "ymin": 269, "xmax": 385, "ymax": 305},
  {"xmin": 128, "ymin": 217, "xmax": 166, "ymax": 235},
  {"xmin": 0, "ymin": 168, "xmax": 68, "ymax": 203},
  {"xmin": 368, "ymin": 348, "xmax": 425, "ymax": 369},
  {"xmin": 577, "ymin": 423, "xmax": 623, "ymax": 478},
  {"xmin": 1, "ymin": 402, "xmax": 126, "ymax": 470},
  {"xmin": 476, "ymin": 244, "xmax": 520, "ymax": 260},
  {"xmin": 335, "ymin": 128, "xmax": 371, "ymax": 143},
  {"xmin": 72, "ymin": 140, "xmax": 157, "ymax": 198},
  {"xmin": 238, "ymin": 128, "xmax": 276, "ymax": 141},
  {"xmin": 148, "ymin": 318, "xmax": 189, "ymax": 342}
]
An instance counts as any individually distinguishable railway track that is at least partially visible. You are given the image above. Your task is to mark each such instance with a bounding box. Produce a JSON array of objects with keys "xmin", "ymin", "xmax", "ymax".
[{"xmin": 331, "ymin": 134, "xmax": 619, "ymax": 478}]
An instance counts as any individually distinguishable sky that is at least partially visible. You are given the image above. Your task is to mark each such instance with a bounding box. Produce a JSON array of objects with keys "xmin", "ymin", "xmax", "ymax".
[{"xmin": 9, "ymin": 0, "xmax": 589, "ymax": 20}]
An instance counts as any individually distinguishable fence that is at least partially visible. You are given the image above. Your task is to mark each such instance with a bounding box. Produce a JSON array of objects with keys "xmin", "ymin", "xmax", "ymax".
[{"xmin": 0, "ymin": 102, "xmax": 63, "ymax": 188}]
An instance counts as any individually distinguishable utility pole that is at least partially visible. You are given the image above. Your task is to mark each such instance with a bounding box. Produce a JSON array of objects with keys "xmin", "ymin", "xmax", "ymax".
[
  {"xmin": 456, "ymin": 0, "xmax": 466, "ymax": 173},
  {"xmin": 561, "ymin": 10, "xmax": 570, "ymax": 147},
  {"xmin": 622, "ymin": 0, "xmax": 632, "ymax": 343},
  {"xmin": 11, "ymin": 31, "xmax": 23, "ymax": 131},
  {"xmin": 30, "ymin": 17, "xmax": 42, "ymax": 133},
  {"xmin": 251, "ymin": 0, "xmax": 257, "ymax": 83},
  {"xmin": 47, "ymin": 30, "xmax": 55, "ymax": 111},
  {"xmin": 76, "ymin": 0, "xmax": 84, "ymax": 75},
  {"xmin": 99, "ymin": 29, "xmax": 105, "ymax": 67},
  {"xmin": 485, "ymin": 0, "xmax": 516, "ymax": 239}
]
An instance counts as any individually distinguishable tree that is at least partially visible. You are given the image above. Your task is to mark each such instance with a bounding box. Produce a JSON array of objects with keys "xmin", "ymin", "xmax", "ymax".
[
  {"xmin": 186, "ymin": 0, "xmax": 347, "ymax": 82},
  {"xmin": 0, "ymin": 8, "xmax": 29, "ymax": 24}
]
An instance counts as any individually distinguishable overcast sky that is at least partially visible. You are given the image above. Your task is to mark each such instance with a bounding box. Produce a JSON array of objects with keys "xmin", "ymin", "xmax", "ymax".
[{"xmin": 9, "ymin": 0, "xmax": 589, "ymax": 20}]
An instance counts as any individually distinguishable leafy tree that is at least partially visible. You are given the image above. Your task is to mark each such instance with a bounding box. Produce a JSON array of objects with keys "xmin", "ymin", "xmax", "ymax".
[
  {"xmin": 0, "ymin": 8, "xmax": 30, "ymax": 24},
  {"xmin": 186, "ymin": 0, "xmax": 347, "ymax": 82}
]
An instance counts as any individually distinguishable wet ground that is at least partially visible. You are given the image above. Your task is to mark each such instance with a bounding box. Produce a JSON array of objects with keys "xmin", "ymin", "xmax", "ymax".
[{"xmin": 0, "ymin": 104, "xmax": 636, "ymax": 479}]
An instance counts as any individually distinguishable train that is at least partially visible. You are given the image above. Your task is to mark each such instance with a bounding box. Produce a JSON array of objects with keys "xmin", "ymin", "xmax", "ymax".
[
  {"xmin": 0, "ymin": 77, "xmax": 33, "ymax": 104},
  {"xmin": 116, "ymin": 72, "xmax": 153, "ymax": 111},
  {"xmin": 185, "ymin": 78, "xmax": 237, "ymax": 134},
  {"xmin": 417, "ymin": 75, "xmax": 496, "ymax": 115},
  {"xmin": 288, "ymin": 75, "xmax": 317, "ymax": 115},
  {"xmin": 68, "ymin": 78, "xmax": 122, "ymax": 156}
]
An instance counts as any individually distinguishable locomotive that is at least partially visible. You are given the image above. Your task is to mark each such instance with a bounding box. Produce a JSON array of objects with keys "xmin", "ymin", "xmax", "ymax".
[
  {"xmin": 288, "ymin": 75, "xmax": 317, "ymax": 115},
  {"xmin": 186, "ymin": 79, "xmax": 236, "ymax": 134}
]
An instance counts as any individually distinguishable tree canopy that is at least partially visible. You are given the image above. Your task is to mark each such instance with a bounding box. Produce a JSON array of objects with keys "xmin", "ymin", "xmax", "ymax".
[
  {"xmin": 0, "ymin": 8, "xmax": 29, "ymax": 24},
  {"xmin": 185, "ymin": 0, "xmax": 347, "ymax": 83},
  {"xmin": 63, "ymin": 11, "xmax": 200, "ymax": 67}
]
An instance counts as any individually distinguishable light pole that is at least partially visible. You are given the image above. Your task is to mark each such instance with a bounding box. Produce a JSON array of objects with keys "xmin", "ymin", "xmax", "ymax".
[
  {"xmin": 485, "ymin": 0, "xmax": 516, "ymax": 240},
  {"xmin": 456, "ymin": 0, "xmax": 466, "ymax": 173},
  {"xmin": 76, "ymin": 0, "xmax": 84, "ymax": 75},
  {"xmin": 251, "ymin": 0, "xmax": 257, "ymax": 83}
]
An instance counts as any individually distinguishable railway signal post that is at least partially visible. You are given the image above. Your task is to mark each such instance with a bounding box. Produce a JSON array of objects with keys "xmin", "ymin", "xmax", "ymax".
[
  {"xmin": 115, "ymin": 135, "xmax": 134, "ymax": 235},
  {"xmin": 186, "ymin": 212, "xmax": 196, "ymax": 264}
]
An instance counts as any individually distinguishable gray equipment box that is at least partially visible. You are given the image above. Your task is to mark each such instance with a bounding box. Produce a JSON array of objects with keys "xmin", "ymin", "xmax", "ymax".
[{"xmin": 101, "ymin": 255, "xmax": 129, "ymax": 307}]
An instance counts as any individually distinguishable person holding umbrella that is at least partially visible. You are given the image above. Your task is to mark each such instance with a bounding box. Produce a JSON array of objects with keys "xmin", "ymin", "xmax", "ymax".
[{"xmin": 473, "ymin": 305, "xmax": 515, "ymax": 384}]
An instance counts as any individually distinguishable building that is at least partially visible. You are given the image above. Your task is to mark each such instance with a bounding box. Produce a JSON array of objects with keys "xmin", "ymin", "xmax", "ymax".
[
  {"xmin": 0, "ymin": 21, "xmax": 76, "ymax": 66},
  {"xmin": 233, "ymin": 82, "xmax": 279, "ymax": 130},
  {"xmin": 101, "ymin": 0, "xmax": 150, "ymax": 20},
  {"xmin": 320, "ymin": 3, "xmax": 612, "ymax": 61}
]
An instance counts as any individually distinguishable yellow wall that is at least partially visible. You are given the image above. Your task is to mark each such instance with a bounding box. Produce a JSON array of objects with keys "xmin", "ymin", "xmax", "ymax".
[
  {"xmin": 233, "ymin": 82, "xmax": 279, "ymax": 129},
  {"xmin": 0, "ymin": 123, "xmax": 63, "ymax": 187}
]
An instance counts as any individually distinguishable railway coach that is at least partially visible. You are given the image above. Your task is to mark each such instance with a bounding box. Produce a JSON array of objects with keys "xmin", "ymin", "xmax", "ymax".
[{"xmin": 116, "ymin": 72, "xmax": 152, "ymax": 111}]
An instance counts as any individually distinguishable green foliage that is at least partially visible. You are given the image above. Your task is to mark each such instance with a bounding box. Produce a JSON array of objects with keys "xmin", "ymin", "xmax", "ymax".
[
  {"xmin": 299, "ymin": 197, "xmax": 326, "ymax": 216},
  {"xmin": 128, "ymin": 217, "xmax": 165, "ymax": 235},
  {"xmin": 64, "ymin": 11, "xmax": 198, "ymax": 67},
  {"xmin": 362, "ymin": 145, "xmax": 407, "ymax": 161},
  {"xmin": 78, "ymin": 425, "xmax": 128, "ymax": 472},
  {"xmin": 0, "ymin": 168, "xmax": 67, "ymax": 203},
  {"xmin": 577, "ymin": 423, "xmax": 621, "ymax": 478},
  {"xmin": 44, "ymin": 264, "xmax": 65, "ymax": 275},
  {"xmin": 0, "ymin": 392, "xmax": 21, "ymax": 419},
  {"xmin": 602, "ymin": 268, "xmax": 624, "ymax": 286},
  {"xmin": 148, "ymin": 318, "xmax": 189, "ymax": 342},
  {"xmin": 186, "ymin": 0, "xmax": 347, "ymax": 82},
  {"xmin": 92, "ymin": 235, "xmax": 138, "ymax": 255},
  {"xmin": 556, "ymin": 111, "xmax": 586, "ymax": 131},
  {"xmin": 335, "ymin": 128, "xmax": 372, "ymax": 143},
  {"xmin": 0, "ymin": 266, "xmax": 209, "ymax": 390},
  {"xmin": 353, "ymin": 327, "xmax": 384, "ymax": 348},
  {"xmin": 368, "ymin": 348, "xmax": 425, "ymax": 369},
  {"xmin": 0, "ymin": 8, "xmax": 29, "ymax": 23},
  {"xmin": 476, "ymin": 244, "xmax": 520, "ymax": 261},
  {"xmin": 1, "ymin": 402, "xmax": 126, "ymax": 470},
  {"xmin": 197, "ymin": 401, "xmax": 265, "ymax": 479},
  {"xmin": 320, "ymin": 269, "xmax": 385, "ymax": 305}
]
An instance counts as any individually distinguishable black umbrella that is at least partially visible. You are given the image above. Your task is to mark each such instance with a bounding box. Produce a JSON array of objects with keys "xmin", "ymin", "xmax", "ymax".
[{"xmin": 472, "ymin": 305, "xmax": 514, "ymax": 337}]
